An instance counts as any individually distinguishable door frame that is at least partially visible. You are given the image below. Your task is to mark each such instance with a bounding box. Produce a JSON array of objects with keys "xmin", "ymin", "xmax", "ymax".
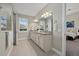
[
  {"xmin": 13, "ymin": 13, "xmax": 16, "ymax": 45},
  {"xmin": 61, "ymin": 3, "xmax": 66, "ymax": 56}
]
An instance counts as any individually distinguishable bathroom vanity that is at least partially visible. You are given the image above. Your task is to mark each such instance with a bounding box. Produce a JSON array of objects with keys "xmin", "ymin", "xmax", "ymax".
[
  {"xmin": 30, "ymin": 11, "xmax": 53, "ymax": 52},
  {"xmin": 30, "ymin": 31, "xmax": 52, "ymax": 52}
]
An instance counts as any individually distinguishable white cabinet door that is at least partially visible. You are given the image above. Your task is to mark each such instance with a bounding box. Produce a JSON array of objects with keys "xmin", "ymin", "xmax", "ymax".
[
  {"xmin": 39, "ymin": 34, "xmax": 52, "ymax": 52},
  {"xmin": 31, "ymin": 32, "xmax": 35, "ymax": 42},
  {"xmin": 43, "ymin": 35, "xmax": 52, "ymax": 52},
  {"xmin": 34, "ymin": 33, "xmax": 37, "ymax": 43},
  {"xmin": 39, "ymin": 35, "xmax": 44, "ymax": 50},
  {"xmin": 30, "ymin": 31, "xmax": 52, "ymax": 52},
  {"xmin": 30, "ymin": 32, "xmax": 33, "ymax": 40},
  {"xmin": 35, "ymin": 33, "xmax": 39, "ymax": 45}
]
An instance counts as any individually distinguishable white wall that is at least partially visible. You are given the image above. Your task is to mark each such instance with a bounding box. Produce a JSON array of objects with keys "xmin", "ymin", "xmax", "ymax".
[{"xmin": 0, "ymin": 3, "xmax": 13, "ymax": 55}]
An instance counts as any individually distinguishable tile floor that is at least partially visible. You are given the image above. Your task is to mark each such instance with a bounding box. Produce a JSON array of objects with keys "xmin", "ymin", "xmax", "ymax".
[{"xmin": 10, "ymin": 39, "xmax": 56, "ymax": 56}]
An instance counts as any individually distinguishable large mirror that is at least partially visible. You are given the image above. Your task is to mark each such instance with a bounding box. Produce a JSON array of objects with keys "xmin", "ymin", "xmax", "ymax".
[
  {"xmin": 0, "ymin": 15, "xmax": 11, "ymax": 31},
  {"xmin": 38, "ymin": 11, "xmax": 53, "ymax": 32},
  {"xmin": 39, "ymin": 18, "xmax": 45, "ymax": 31}
]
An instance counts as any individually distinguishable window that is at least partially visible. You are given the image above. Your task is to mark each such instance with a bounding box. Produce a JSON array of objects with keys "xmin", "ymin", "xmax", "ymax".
[{"xmin": 19, "ymin": 18, "xmax": 28, "ymax": 31}]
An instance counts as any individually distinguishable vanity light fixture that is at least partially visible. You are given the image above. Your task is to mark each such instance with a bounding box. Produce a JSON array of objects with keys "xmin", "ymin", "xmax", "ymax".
[
  {"xmin": 34, "ymin": 19, "xmax": 39, "ymax": 22},
  {"xmin": 41, "ymin": 11, "xmax": 52, "ymax": 18},
  {"xmin": 41, "ymin": 15, "xmax": 44, "ymax": 17}
]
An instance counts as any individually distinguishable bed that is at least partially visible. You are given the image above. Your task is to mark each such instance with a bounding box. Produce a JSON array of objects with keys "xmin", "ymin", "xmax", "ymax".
[{"xmin": 66, "ymin": 39, "xmax": 79, "ymax": 56}]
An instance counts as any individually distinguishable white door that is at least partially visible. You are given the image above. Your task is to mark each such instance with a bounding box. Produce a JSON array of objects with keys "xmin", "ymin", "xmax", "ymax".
[
  {"xmin": 61, "ymin": 4, "xmax": 66, "ymax": 56},
  {"xmin": 39, "ymin": 35, "xmax": 44, "ymax": 49}
]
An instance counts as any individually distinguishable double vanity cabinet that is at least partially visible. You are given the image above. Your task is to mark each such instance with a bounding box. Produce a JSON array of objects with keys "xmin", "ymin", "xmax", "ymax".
[{"xmin": 30, "ymin": 31, "xmax": 52, "ymax": 52}]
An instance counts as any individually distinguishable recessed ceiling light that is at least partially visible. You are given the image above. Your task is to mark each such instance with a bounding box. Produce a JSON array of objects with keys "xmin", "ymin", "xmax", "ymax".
[{"xmin": 34, "ymin": 19, "xmax": 38, "ymax": 22}]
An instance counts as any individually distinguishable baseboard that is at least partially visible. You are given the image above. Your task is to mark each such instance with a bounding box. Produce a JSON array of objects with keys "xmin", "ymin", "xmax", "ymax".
[
  {"xmin": 18, "ymin": 38, "xmax": 28, "ymax": 41},
  {"xmin": 7, "ymin": 45, "xmax": 13, "ymax": 56},
  {"xmin": 52, "ymin": 48, "xmax": 62, "ymax": 56}
]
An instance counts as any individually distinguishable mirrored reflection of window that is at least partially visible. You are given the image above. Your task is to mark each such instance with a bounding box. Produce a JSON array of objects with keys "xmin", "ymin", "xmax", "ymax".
[
  {"xmin": 19, "ymin": 18, "xmax": 28, "ymax": 31},
  {"xmin": 0, "ymin": 16, "xmax": 8, "ymax": 31},
  {"xmin": 39, "ymin": 20, "xmax": 45, "ymax": 31},
  {"xmin": 46, "ymin": 18, "xmax": 51, "ymax": 32},
  {"xmin": 0, "ymin": 15, "xmax": 11, "ymax": 31}
]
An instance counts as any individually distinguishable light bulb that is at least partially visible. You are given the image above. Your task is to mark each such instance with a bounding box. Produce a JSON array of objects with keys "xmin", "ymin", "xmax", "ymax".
[
  {"xmin": 41, "ymin": 15, "xmax": 44, "ymax": 17},
  {"xmin": 46, "ymin": 12, "xmax": 48, "ymax": 15},
  {"xmin": 49, "ymin": 13, "xmax": 52, "ymax": 16},
  {"xmin": 34, "ymin": 19, "xmax": 38, "ymax": 22}
]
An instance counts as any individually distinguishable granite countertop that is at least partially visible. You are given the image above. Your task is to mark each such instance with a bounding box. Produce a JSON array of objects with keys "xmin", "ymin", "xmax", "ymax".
[
  {"xmin": 31, "ymin": 30, "xmax": 52, "ymax": 35},
  {"xmin": 37, "ymin": 31, "xmax": 52, "ymax": 35}
]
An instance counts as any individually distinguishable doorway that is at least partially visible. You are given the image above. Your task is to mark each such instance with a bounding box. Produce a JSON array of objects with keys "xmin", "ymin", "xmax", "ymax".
[{"xmin": 66, "ymin": 3, "xmax": 79, "ymax": 56}]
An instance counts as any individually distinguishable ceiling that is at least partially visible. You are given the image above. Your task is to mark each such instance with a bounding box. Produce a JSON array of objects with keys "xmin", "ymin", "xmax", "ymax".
[
  {"xmin": 12, "ymin": 3, "xmax": 47, "ymax": 16},
  {"xmin": 66, "ymin": 3, "xmax": 79, "ymax": 15}
]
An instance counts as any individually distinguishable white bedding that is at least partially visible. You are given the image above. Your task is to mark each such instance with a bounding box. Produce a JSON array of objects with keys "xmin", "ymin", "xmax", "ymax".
[{"xmin": 66, "ymin": 39, "xmax": 79, "ymax": 56}]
